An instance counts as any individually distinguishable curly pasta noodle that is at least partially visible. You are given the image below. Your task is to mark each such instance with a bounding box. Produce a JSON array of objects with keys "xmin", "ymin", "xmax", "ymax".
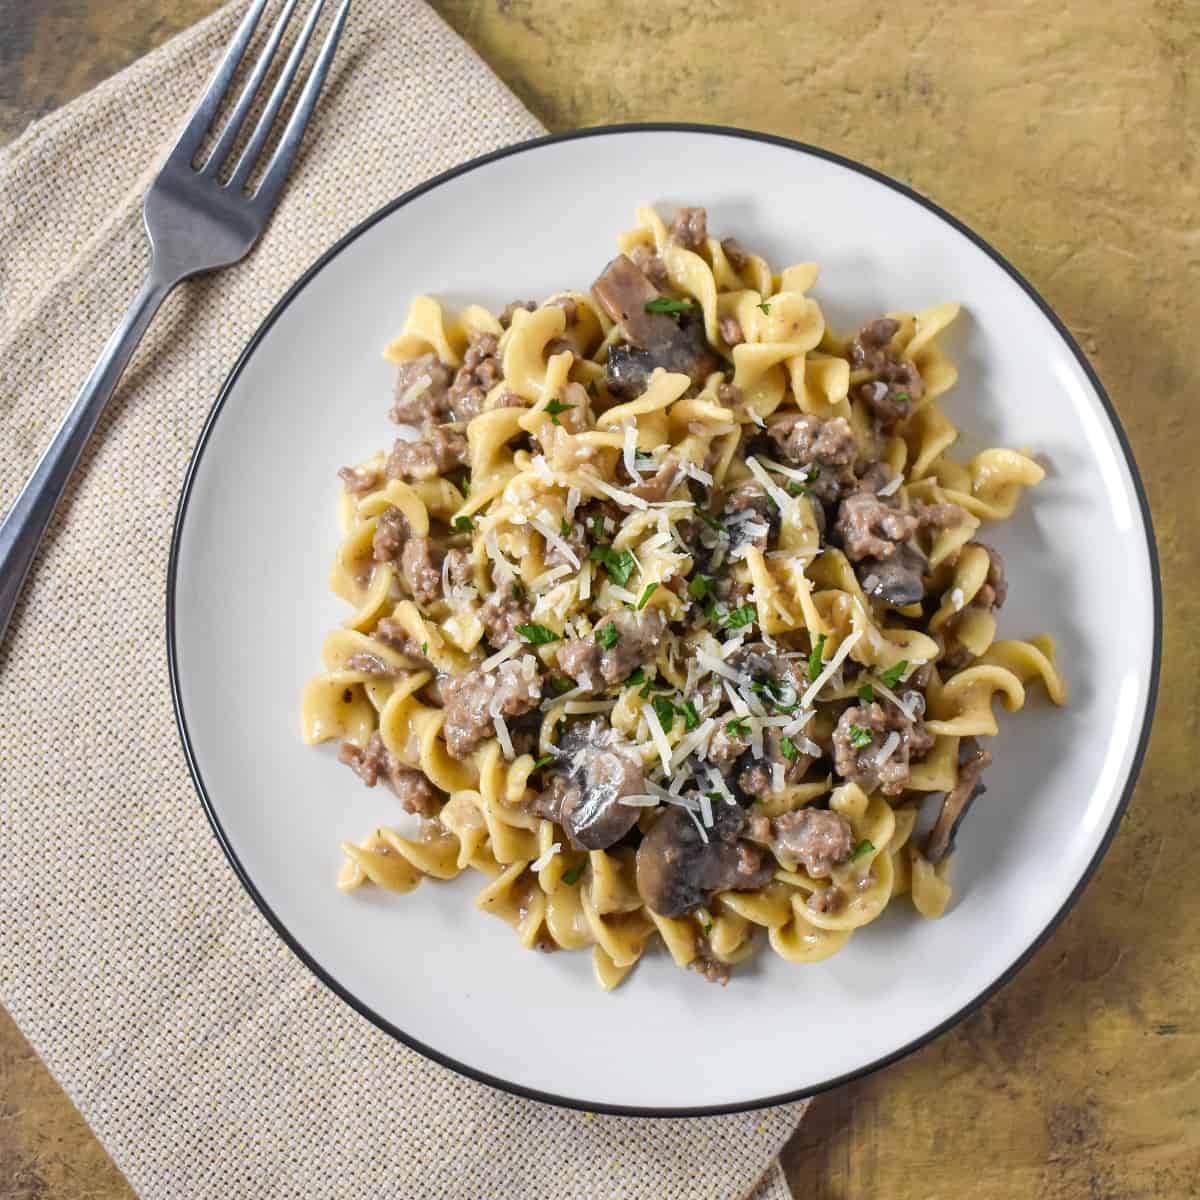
[{"xmin": 302, "ymin": 204, "xmax": 1066, "ymax": 989}]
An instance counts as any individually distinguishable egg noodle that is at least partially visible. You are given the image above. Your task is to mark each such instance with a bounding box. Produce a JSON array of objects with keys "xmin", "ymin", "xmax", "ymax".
[{"xmin": 301, "ymin": 204, "xmax": 1066, "ymax": 990}]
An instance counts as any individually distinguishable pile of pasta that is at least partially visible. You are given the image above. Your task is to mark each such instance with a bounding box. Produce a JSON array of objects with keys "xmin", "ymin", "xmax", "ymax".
[{"xmin": 301, "ymin": 205, "xmax": 1066, "ymax": 990}]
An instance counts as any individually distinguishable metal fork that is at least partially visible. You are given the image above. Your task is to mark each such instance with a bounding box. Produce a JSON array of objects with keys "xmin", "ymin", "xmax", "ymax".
[{"xmin": 0, "ymin": 0, "xmax": 350, "ymax": 642}]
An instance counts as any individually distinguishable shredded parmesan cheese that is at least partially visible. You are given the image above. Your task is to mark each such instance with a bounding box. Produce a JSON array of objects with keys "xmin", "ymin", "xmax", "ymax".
[
  {"xmin": 670, "ymin": 717, "xmax": 716, "ymax": 770},
  {"xmin": 643, "ymin": 702, "xmax": 674, "ymax": 774},
  {"xmin": 492, "ymin": 714, "xmax": 515, "ymax": 759},
  {"xmin": 792, "ymin": 734, "xmax": 821, "ymax": 757},
  {"xmin": 872, "ymin": 679, "xmax": 917, "ymax": 722},
  {"xmin": 772, "ymin": 763, "xmax": 786, "ymax": 793},
  {"xmin": 578, "ymin": 561, "xmax": 592, "ymax": 601},
  {"xmin": 874, "ymin": 731, "xmax": 901, "ymax": 767},
  {"xmin": 530, "ymin": 563, "xmax": 572, "ymax": 591},
  {"xmin": 877, "ymin": 473, "xmax": 903, "ymax": 498},
  {"xmin": 480, "ymin": 641, "xmax": 522, "ymax": 672},
  {"xmin": 758, "ymin": 456, "xmax": 812, "ymax": 482},
  {"xmin": 681, "ymin": 461, "xmax": 714, "ymax": 487},
  {"xmin": 591, "ymin": 477, "xmax": 649, "ymax": 510},
  {"xmin": 699, "ymin": 791, "xmax": 714, "ymax": 828},
  {"xmin": 484, "ymin": 530, "xmax": 516, "ymax": 582},
  {"xmin": 530, "ymin": 843, "xmax": 561, "ymax": 871},
  {"xmin": 685, "ymin": 806, "xmax": 710, "ymax": 844},
  {"xmin": 565, "ymin": 486, "xmax": 581, "ymax": 519},
  {"xmin": 698, "ymin": 648, "xmax": 752, "ymax": 685},
  {"xmin": 618, "ymin": 794, "xmax": 662, "ymax": 808},
  {"xmin": 748, "ymin": 717, "xmax": 764, "ymax": 759},
  {"xmin": 623, "ymin": 422, "xmax": 641, "ymax": 480},
  {"xmin": 745, "ymin": 455, "xmax": 794, "ymax": 511},
  {"xmin": 530, "ymin": 515, "xmax": 580, "ymax": 569},
  {"xmin": 706, "ymin": 767, "xmax": 735, "ymax": 806},
  {"xmin": 800, "ymin": 629, "xmax": 863, "ymax": 709},
  {"xmin": 397, "ymin": 373, "xmax": 433, "ymax": 411},
  {"xmin": 723, "ymin": 682, "xmax": 751, "ymax": 718}
]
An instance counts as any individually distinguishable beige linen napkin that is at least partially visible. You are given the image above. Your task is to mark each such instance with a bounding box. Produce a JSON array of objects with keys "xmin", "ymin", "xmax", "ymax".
[{"xmin": 0, "ymin": 3, "xmax": 806, "ymax": 1196}]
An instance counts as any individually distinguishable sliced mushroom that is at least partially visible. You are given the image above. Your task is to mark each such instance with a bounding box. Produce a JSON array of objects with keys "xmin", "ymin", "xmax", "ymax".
[
  {"xmin": 531, "ymin": 720, "xmax": 643, "ymax": 851},
  {"xmin": 591, "ymin": 254, "xmax": 683, "ymax": 348},
  {"xmin": 859, "ymin": 541, "xmax": 928, "ymax": 607},
  {"xmin": 636, "ymin": 801, "xmax": 774, "ymax": 918},
  {"xmin": 591, "ymin": 254, "xmax": 719, "ymax": 399},
  {"xmin": 925, "ymin": 741, "xmax": 992, "ymax": 863},
  {"xmin": 605, "ymin": 321, "xmax": 718, "ymax": 400}
]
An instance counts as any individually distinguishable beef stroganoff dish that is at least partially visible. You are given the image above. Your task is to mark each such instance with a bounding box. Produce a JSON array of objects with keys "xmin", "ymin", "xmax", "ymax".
[{"xmin": 301, "ymin": 204, "xmax": 1066, "ymax": 990}]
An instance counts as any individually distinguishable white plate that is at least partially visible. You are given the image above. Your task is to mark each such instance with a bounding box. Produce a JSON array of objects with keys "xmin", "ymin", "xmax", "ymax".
[{"xmin": 169, "ymin": 125, "xmax": 1160, "ymax": 1114}]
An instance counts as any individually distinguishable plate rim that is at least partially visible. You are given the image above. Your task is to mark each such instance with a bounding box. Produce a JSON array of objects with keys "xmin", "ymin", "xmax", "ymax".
[{"xmin": 166, "ymin": 121, "xmax": 1163, "ymax": 1117}]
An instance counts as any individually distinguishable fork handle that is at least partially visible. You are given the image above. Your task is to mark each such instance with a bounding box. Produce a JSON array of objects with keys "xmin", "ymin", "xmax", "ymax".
[{"xmin": 0, "ymin": 270, "xmax": 174, "ymax": 643}]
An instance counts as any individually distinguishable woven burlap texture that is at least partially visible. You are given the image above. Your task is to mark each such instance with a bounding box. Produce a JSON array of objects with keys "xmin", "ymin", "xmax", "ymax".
[{"xmin": 0, "ymin": 3, "xmax": 806, "ymax": 1197}]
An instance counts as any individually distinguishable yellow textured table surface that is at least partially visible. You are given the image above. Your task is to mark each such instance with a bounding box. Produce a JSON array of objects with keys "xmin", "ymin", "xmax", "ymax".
[{"xmin": 1, "ymin": 2, "xmax": 1197, "ymax": 1198}]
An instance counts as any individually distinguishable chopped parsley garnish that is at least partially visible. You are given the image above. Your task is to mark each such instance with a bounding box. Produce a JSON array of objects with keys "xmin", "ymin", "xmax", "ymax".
[
  {"xmin": 893, "ymin": 391, "xmax": 910, "ymax": 402},
  {"xmin": 640, "ymin": 676, "xmax": 671, "ymax": 699},
  {"xmin": 687, "ymin": 574, "xmax": 712, "ymax": 601},
  {"xmin": 626, "ymin": 668, "xmax": 647, "ymax": 687},
  {"xmin": 420, "ymin": 642, "xmax": 428, "ymax": 656},
  {"xmin": 561, "ymin": 863, "xmax": 586, "ymax": 885},
  {"xmin": 879, "ymin": 660, "xmax": 909, "ymax": 687},
  {"xmin": 680, "ymin": 700, "xmax": 700, "ymax": 730},
  {"xmin": 532, "ymin": 755, "xmax": 555, "ymax": 769},
  {"xmin": 548, "ymin": 675, "xmax": 571, "ymax": 693},
  {"xmin": 460, "ymin": 476, "xmax": 471, "ymax": 497},
  {"xmin": 849, "ymin": 724, "xmax": 873, "ymax": 750},
  {"xmin": 807, "ymin": 633, "xmax": 828, "ymax": 682},
  {"xmin": 857, "ymin": 684, "xmax": 876, "ymax": 703},
  {"xmin": 637, "ymin": 581, "xmax": 659, "ymax": 610},
  {"xmin": 652, "ymin": 695, "xmax": 675, "ymax": 733},
  {"xmin": 725, "ymin": 717, "xmax": 751, "ymax": 738},
  {"xmin": 510, "ymin": 580, "xmax": 527, "ymax": 601},
  {"xmin": 635, "ymin": 449, "xmax": 656, "ymax": 464},
  {"xmin": 586, "ymin": 379, "xmax": 599, "ymax": 398},
  {"xmin": 787, "ymin": 481, "xmax": 811, "ymax": 497},
  {"xmin": 697, "ymin": 510, "xmax": 726, "ymax": 533},
  {"xmin": 589, "ymin": 544, "xmax": 637, "ymax": 587},
  {"xmin": 560, "ymin": 516, "xmax": 572, "ymax": 539},
  {"xmin": 452, "ymin": 515, "xmax": 475, "ymax": 533},
  {"xmin": 721, "ymin": 604, "xmax": 757, "ymax": 630},
  {"xmin": 752, "ymin": 679, "xmax": 797, "ymax": 711},
  {"xmin": 644, "ymin": 296, "xmax": 697, "ymax": 315},
  {"xmin": 703, "ymin": 920, "xmax": 714, "ymax": 936},
  {"xmin": 544, "ymin": 398, "xmax": 575, "ymax": 427},
  {"xmin": 779, "ymin": 736, "xmax": 798, "ymax": 762},
  {"xmin": 757, "ymin": 301, "xmax": 771, "ymax": 315},
  {"xmin": 587, "ymin": 512, "xmax": 606, "ymax": 541},
  {"xmin": 595, "ymin": 622, "xmax": 620, "ymax": 650},
  {"xmin": 516, "ymin": 622, "xmax": 559, "ymax": 645},
  {"xmin": 848, "ymin": 839, "xmax": 876, "ymax": 863}
]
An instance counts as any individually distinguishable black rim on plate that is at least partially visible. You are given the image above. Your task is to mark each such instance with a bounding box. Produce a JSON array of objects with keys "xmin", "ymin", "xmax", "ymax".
[{"xmin": 167, "ymin": 122, "xmax": 1162, "ymax": 1117}]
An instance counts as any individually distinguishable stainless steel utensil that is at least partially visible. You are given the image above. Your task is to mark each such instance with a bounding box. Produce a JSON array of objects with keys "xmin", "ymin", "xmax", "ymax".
[{"xmin": 0, "ymin": 0, "xmax": 349, "ymax": 641}]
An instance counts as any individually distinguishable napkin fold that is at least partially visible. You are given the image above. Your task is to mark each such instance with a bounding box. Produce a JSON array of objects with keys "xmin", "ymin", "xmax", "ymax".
[{"xmin": 0, "ymin": 3, "xmax": 805, "ymax": 1196}]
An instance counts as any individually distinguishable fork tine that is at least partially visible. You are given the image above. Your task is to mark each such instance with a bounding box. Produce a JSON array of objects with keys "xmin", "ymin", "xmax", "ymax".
[
  {"xmin": 201, "ymin": 0, "xmax": 302, "ymax": 177},
  {"xmin": 167, "ymin": 0, "xmax": 270, "ymax": 164},
  {"xmin": 248, "ymin": 0, "xmax": 350, "ymax": 213},
  {"xmin": 227, "ymin": 0, "xmax": 330, "ymax": 191}
]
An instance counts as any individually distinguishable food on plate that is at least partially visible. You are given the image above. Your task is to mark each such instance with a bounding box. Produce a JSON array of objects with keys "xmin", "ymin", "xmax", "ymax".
[{"xmin": 301, "ymin": 203, "xmax": 1066, "ymax": 990}]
